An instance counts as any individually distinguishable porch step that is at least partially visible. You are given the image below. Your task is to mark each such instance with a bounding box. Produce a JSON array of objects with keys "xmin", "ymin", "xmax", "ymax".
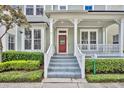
[
  {"xmin": 48, "ymin": 72, "xmax": 81, "ymax": 78},
  {"xmin": 47, "ymin": 55, "xmax": 81, "ymax": 78}
]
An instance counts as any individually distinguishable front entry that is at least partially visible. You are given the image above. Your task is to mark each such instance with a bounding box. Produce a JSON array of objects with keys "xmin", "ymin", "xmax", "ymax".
[
  {"xmin": 57, "ymin": 28, "xmax": 68, "ymax": 54},
  {"xmin": 59, "ymin": 35, "xmax": 66, "ymax": 53}
]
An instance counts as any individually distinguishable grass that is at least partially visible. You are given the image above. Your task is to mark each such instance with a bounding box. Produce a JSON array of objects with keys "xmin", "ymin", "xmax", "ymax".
[
  {"xmin": 0, "ymin": 70, "xmax": 43, "ymax": 82},
  {"xmin": 86, "ymin": 74, "xmax": 124, "ymax": 83}
]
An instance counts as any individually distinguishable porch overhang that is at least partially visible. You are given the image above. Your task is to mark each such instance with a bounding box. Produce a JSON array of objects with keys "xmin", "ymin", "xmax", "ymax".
[{"xmin": 45, "ymin": 10, "xmax": 124, "ymax": 21}]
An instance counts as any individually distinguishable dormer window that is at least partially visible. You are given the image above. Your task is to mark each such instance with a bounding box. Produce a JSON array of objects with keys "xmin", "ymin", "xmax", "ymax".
[{"xmin": 84, "ymin": 5, "xmax": 93, "ymax": 11}]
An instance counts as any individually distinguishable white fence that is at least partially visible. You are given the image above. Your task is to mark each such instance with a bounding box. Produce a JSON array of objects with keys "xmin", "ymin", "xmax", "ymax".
[
  {"xmin": 75, "ymin": 44, "xmax": 85, "ymax": 78},
  {"xmin": 44, "ymin": 44, "xmax": 55, "ymax": 78}
]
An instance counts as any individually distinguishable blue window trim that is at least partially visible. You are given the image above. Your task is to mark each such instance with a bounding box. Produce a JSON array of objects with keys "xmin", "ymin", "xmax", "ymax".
[{"xmin": 85, "ymin": 5, "xmax": 93, "ymax": 11}]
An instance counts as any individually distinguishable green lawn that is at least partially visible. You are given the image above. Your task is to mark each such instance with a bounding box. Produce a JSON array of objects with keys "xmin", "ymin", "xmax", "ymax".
[
  {"xmin": 0, "ymin": 70, "xmax": 43, "ymax": 82},
  {"xmin": 86, "ymin": 74, "xmax": 124, "ymax": 83}
]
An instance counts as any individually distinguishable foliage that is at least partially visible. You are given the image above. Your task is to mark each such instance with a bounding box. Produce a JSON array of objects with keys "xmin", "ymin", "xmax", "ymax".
[
  {"xmin": 0, "ymin": 70, "xmax": 43, "ymax": 82},
  {"xmin": 86, "ymin": 74, "xmax": 124, "ymax": 82},
  {"xmin": 2, "ymin": 51, "xmax": 44, "ymax": 64},
  {"xmin": 0, "ymin": 60, "xmax": 40, "ymax": 72},
  {"xmin": 86, "ymin": 58, "xmax": 124, "ymax": 74}
]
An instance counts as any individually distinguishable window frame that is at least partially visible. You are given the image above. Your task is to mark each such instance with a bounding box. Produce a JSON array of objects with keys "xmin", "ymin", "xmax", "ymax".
[
  {"xmin": 36, "ymin": 5, "xmax": 44, "ymax": 15},
  {"xmin": 24, "ymin": 28, "xmax": 42, "ymax": 51},
  {"xmin": 25, "ymin": 5, "xmax": 45, "ymax": 16},
  {"xmin": 34, "ymin": 29, "xmax": 41, "ymax": 50},
  {"xmin": 8, "ymin": 34, "xmax": 15, "ymax": 50},
  {"xmin": 25, "ymin": 5, "xmax": 34, "ymax": 15}
]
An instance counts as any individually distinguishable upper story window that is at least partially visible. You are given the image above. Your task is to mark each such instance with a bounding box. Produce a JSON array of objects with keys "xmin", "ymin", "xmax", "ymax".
[
  {"xmin": 26, "ymin": 5, "xmax": 34, "ymax": 15},
  {"xmin": 59, "ymin": 5, "xmax": 67, "ymax": 10},
  {"xmin": 36, "ymin": 5, "xmax": 44, "ymax": 15},
  {"xmin": 8, "ymin": 34, "xmax": 15, "ymax": 50},
  {"xmin": 84, "ymin": 5, "xmax": 93, "ymax": 11}
]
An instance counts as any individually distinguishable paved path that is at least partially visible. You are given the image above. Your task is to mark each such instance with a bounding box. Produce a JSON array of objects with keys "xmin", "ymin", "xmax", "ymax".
[{"xmin": 0, "ymin": 78, "xmax": 124, "ymax": 88}]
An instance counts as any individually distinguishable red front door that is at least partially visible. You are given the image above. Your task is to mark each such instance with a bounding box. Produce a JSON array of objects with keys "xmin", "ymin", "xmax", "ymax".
[{"xmin": 59, "ymin": 35, "xmax": 66, "ymax": 53}]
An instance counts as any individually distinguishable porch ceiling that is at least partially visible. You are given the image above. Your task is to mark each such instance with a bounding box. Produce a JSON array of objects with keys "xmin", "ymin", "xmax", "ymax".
[
  {"xmin": 78, "ymin": 19, "xmax": 116, "ymax": 27},
  {"xmin": 53, "ymin": 19, "xmax": 116, "ymax": 27}
]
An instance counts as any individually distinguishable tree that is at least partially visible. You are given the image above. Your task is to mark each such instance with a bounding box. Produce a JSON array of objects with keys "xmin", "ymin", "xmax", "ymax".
[{"xmin": 0, "ymin": 5, "xmax": 29, "ymax": 62}]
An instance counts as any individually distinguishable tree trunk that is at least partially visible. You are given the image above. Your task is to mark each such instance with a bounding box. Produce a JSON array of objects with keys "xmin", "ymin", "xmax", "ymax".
[{"xmin": 0, "ymin": 39, "xmax": 3, "ymax": 62}]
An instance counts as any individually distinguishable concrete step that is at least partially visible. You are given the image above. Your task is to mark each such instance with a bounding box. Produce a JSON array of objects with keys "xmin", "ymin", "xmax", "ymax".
[
  {"xmin": 50, "ymin": 58, "xmax": 77, "ymax": 62},
  {"xmin": 49, "ymin": 62, "xmax": 79, "ymax": 67},
  {"xmin": 48, "ymin": 67, "xmax": 81, "ymax": 72},
  {"xmin": 51, "ymin": 56, "xmax": 76, "ymax": 59},
  {"xmin": 48, "ymin": 72, "xmax": 81, "ymax": 78}
]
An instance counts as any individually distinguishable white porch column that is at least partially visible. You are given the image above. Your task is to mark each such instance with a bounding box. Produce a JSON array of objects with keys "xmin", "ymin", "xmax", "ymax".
[
  {"xmin": 50, "ymin": 18, "xmax": 53, "ymax": 45},
  {"xmin": 102, "ymin": 27, "xmax": 106, "ymax": 45},
  {"xmin": 74, "ymin": 19, "xmax": 78, "ymax": 56},
  {"xmin": 119, "ymin": 19, "xmax": 124, "ymax": 56},
  {"xmin": 21, "ymin": 29, "xmax": 24, "ymax": 51},
  {"xmin": 15, "ymin": 25, "xmax": 18, "ymax": 51}
]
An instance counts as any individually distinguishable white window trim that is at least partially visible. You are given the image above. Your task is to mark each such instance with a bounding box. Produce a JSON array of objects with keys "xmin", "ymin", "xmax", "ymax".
[
  {"xmin": 23, "ymin": 28, "xmax": 43, "ymax": 52},
  {"xmin": 8, "ymin": 34, "xmax": 15, "ymax": 50},
  {"xmin": 80, "ymin": 29, "xmax": 98, "ymax": 51},
  {"xmin": 24, "ymin": 5, "xmax": 44, "ymax": 16},
  {"xmin": 83, "ymin": 5, "xmax": 94, "ymax": 11},
  {"xmin": 57, "ymin": 28, "xmax": 68, "ymax": 54}
]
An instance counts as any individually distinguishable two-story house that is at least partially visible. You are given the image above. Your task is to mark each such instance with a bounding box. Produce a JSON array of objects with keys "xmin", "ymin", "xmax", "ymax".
[{"xmin": 1, "ymin": 5, "xmax": 124, "ymax": 78}]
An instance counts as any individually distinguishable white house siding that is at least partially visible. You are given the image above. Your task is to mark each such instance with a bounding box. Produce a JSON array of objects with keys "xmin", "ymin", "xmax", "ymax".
[
  {"xmin": 94, "ymin": 5, "xmax": 106, "ymax": 10},
  {"xmin": 107, "ymin": 24, "xmax": 119, "ymax": 44},
  {"xmin": 45, "ymin": 27, "xmax": 50, "ymax": 52},
  {"xmin": 107, "ymin": 5, "xmax": 124, "ymax": 10},
  {"xmin": 68, "ymin": 5, "xmax": 83, "ymax": 10}
]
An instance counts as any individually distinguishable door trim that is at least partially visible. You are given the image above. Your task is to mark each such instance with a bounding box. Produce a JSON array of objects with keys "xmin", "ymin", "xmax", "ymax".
[
  {"xmin": 57, "ymin": 28, "xmax": 68, "ymax": 54},
  {"xmin": 80, "ymin": 29, "xmax": 98, "ymax": 51}
]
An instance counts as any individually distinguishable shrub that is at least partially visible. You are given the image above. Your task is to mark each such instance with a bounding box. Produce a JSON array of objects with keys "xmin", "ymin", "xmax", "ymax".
[
  {"xmin": 86, "ymin": 74, "xmax": 124, "ymax": 82},
  {"xmin": 86, "ymin": 58, "xmax": 124, "ymax": 74},
  {"xmin": 0, "ymin": 60, "xmax": 40, "ymax": 72},
  {"xmin": 2, "ymin": 51, "xmax": 44, "ymax": 64},
  {"xmin": 0, "ymin": 70, "xmax": 43, "ymax": 82}
]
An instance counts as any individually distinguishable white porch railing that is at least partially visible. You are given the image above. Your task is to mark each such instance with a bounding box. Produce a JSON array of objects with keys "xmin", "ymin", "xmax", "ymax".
[
  {"xmin": 44, "ymin": 44, "xmax": 55, "ymax": 78},
  {"xmin": 78, "ymin": 44, "xmax": 120, "ymax": 54},
  {"xmin": 75, "ymin": 44, "xmax": 85, "ymax": 78}
]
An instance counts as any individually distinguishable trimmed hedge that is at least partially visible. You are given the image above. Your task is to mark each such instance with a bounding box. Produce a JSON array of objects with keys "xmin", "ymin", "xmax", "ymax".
[
  {"xmin": 86, "ymin": 74, "xmax": 124, "ymax": 82},
  {"xmin": 0, "ymin": 70, "xmax": 42, "ymax": 82},
  {"xmin": 0, "ymin": 60, "xmax": 40, "ymax": 72},
  {"xmin": 2, "ymin": 51, "xmax": 44, "ymax": 64},
  {"xmin": 86, "ymin": 59, "xmax": 124, "ymax": 74}
]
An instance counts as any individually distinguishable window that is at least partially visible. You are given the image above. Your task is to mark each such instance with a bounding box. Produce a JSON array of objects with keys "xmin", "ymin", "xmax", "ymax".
[
  {"xmin": 24, "ymin": 29, "xmax": 41, "ymax": 50},
  {"xmin": 85, "ymin": 5, "xmax": 93, "ymax": 11},
  {"xmin": 34, "ymin": 29, "xmax": 41, "ymax": 50},
  {"xmin": 25, "ymin": 29, "xmax": 32, "ymax": 50},
  {"xmin": 8, "ymin": 34, "xmax": 15, "ymax": 50},
  {"xmin": 113, "ymin": 34, "xmax": 119, "ymax": 44},
  {"xmin": 36, "ymin": 5, "xmax": 44, "ymax": 15},
  {"xmin": 59, "ymin": 5, "xmax": 67, "ymax": 10},
  {"xmin": 26, "ymin": 5, "xmax": 34, "ymax": 15}
]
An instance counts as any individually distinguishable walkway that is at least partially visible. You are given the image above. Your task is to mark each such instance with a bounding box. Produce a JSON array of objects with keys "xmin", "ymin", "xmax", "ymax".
[{"xmin": 0, "ymin": 78, "xmax": 124, "ymax": 88}]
